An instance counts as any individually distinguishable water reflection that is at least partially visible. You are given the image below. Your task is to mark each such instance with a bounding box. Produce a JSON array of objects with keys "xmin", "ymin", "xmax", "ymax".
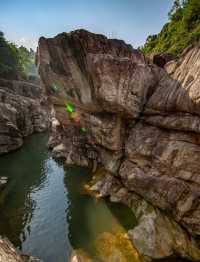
[
  {"xmin": 64, "ymin": 166, "xmax": 137, "ymax": 259},
  {"xmin": 0, "ymin": 133, "xmax": 48, "ymax": 248},
  {"xmin": 22, "ymin": 158, "xmax": 72, "ymax": 262},
  {"xmin": 0, "ymin": 133, "xmax": 137, "ymax": 262},
  {"xmin": 0, "ymin": 133, "xmax": 72, "ymax": 262},
  {"xmin": 0, "ymin": 133, "xmax": 191, "ymax": 262}
]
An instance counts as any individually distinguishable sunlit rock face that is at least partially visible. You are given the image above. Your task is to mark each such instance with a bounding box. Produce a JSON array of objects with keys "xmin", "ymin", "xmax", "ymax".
[
  {"xmin": 37, "ymin": 29, "xmax": 150, "ymax": 118},
  {"xmin": 0, "ymin": 78, "xmax": 49, "ymax": 154},
  {"xmin": 0, "ymin": 237, "xmax": 42, "ymax": 262},
  {"xmin": 37, "ymin": 29, "xmax": 200, "ymax": 261}
]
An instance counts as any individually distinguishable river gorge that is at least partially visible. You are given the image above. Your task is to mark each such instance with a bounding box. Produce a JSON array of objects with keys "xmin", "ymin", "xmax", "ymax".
[
  {"xmin": 0, "ymin": 28, "xmax": 200, "ymax": 262},
  {"xmin": 0, "ymin": 133, "xmax": 140, "ymax": 262}
]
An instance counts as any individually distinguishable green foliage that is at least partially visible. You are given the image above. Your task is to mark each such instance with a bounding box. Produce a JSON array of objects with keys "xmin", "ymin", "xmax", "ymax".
[
  {"xmin": 0, "ymin": 31, "xmax": 36, "ymax": 79},
  {"xmin": 141, "ymin": 0, "xmax": 200, "ymax": 56},
  {"xmin": 18, "ymin": 46, "xmax": 32, "ymax": 75},
  {"xmin": 168, "ymin": 0, "xmax": 184, "ymax": 18},
  {"xmin": 0, "ymin": 32, "xmax": 20, "ymax": 77}
]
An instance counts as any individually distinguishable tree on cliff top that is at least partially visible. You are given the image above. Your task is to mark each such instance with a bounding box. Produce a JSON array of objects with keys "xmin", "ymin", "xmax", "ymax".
[
  {"xmin": 0, "ymin": 31, "xmax": 20, "ymax": 79},
  {"xmin": 141, "ymin": 0, "xmax": 200, "ymax": 56},
  {"xmin": 0, "ymin": 31, "xmax": 35, "ymax": 80}
]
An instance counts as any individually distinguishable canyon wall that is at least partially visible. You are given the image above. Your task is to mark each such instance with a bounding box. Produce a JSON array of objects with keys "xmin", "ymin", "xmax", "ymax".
[
  {"xmin": 0, "ymin": 78, "xmax": 49, "ymax": 154},
  {"xmin": 37, "ymin": 29, "xmax": 200, "ymax": 261}
]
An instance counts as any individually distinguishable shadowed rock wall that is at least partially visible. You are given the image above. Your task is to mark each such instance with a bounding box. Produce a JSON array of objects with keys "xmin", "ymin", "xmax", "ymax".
[{"xmin": 0, "ymin": 78, "xmax": 49, "ymax": 154}]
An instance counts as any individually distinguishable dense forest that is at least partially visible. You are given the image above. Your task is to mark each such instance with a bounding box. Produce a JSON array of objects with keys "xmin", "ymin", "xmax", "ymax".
[
  {"xmin": 0, "ymin": 31, "xmax": 36, "ymax": 80},
  {"xmin": 142, "ymin": 0, "xmax": 200, "ymax": 56}
]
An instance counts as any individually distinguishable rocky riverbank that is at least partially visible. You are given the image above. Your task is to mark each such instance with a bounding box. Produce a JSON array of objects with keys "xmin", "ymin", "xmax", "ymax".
[
  {"xmin": 0, "ymin": 78, "xmax": 49, "ymax": 154},
  {"xmin": 0, "ymin": 237, "xmax": 43, "ymax": 262},
  {"xmin": 37, "ymin": 29, "xmax": 200, "ymax": 261},
  {"xmin": 0, "ymin": 74, "xmax": 49, "ymax": 260}
]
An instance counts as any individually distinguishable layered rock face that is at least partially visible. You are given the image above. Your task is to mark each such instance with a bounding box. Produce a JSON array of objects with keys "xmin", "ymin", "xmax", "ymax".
[
  {"xmin": 0, "ymin": 78, "xmax": 49, "ymax": 154},
  {"xmin": 0, "ymin": 237, "xmax": 42, "ymax": 262},
  {"xmin": 37, "ymin": 29, "xmax": 200, "ymax": 261}
]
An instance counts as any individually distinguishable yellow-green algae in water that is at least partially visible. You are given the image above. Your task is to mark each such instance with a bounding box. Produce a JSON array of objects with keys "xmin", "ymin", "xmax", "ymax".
[
  {"xmin": 72, "ymin": 232, "xmax": 142, "ymax": 262},
  {"xmin": 94, "ymin": 232, "xmax": 142, "ymax": 262},
  {"xmin": 0, "ymin": 135, "xmax": 191, "ymax": 262},
  {"xmin": 81, "ymin": 168, "xmax": 142, "ymax": 261}
]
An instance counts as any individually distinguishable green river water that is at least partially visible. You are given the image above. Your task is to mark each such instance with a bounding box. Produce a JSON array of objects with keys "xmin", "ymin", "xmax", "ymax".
[
  {"xmin": 0, "ymin": 133, "xmax": 190, "ymax": 262},
  {"xmin": 0, "ymin": 133, "xmax": 136, "ymax": 261}
]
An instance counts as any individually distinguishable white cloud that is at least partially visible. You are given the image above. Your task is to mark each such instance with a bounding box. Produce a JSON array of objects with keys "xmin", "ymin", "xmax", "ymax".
[
  {"xmin": 4, "ymin": 32, "xmax": 39, "ymax": 51},
  {"xmin": 16, "ymin": 36, "xmax": 38, "ymax": 51}
]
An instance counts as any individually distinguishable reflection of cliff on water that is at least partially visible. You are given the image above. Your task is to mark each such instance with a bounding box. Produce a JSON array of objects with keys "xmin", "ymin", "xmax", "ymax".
[
  {"xmin": 0, "ymin": 133, "xmax": 192, "ymax": 262},
  {"xmin": 0, "ymin": 133, "xmax": 48, "ymax": 248},
  {"xmin": 64, "ymin": 166, "xmax": 137, "ymax": 255}
]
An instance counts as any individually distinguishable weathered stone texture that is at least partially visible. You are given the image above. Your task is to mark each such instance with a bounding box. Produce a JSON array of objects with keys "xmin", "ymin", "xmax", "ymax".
[{"xmin": 37, "ymin": 29, "xmax": 200, "ymax": 261}]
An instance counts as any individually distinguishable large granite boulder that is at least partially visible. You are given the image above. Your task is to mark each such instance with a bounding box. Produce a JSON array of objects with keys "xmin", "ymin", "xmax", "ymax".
[
  {"xmin": 37, "ymin": 29, "xmax": 200, "ymax": 261},
  {"xmin": 89, "ymin": 174, "xmax": 200, "ymax": 261},
  {"xmin": 0, "ymin": 78, "xmax": 49, "ymax": 154}
]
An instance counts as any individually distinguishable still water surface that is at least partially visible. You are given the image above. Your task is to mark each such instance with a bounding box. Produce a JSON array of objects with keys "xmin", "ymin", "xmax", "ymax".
[{"xmin": 0, "ymin": 133, "xmax": 136, "ymax": 262}]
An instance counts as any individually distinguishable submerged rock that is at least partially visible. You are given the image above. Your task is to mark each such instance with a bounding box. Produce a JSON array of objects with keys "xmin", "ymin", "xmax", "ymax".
[
  {"xmin": 94, "ymin": 232, "xmax": 142, "ymax": 262},
  {"xmin": 70, "ymin": 250, "xmax": 94, "ymax": 262},
  {"xmin": 89, "ymin": 174, "xmax": 200, "ymax": 261},
  {"xmin": 70, "ymin": 232, "xmax": 142, "ymax": 262},
  {"xmin": 37, "ymin": 29, "xmax": 200, "ymax": 261},
  {"xmin": 0, "ymin": 176, "xmax": 8, "ymax": 192},
  {"xmin": 0, "ymin": 176, "xmax": 8, "ymax": 184}
]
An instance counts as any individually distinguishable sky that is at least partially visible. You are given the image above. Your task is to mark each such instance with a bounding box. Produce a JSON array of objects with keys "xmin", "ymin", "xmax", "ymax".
[{"xmin": 0, "ymin": 0, "xmax": 173, "ymax": 51}]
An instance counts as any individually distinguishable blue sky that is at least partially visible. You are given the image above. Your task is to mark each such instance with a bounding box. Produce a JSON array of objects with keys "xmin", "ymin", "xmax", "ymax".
[{"xmin": 0, "ymin": 0, "xmax": 173, "ymax": 50}]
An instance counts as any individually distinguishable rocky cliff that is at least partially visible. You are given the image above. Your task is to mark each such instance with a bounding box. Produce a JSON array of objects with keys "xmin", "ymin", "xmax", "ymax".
[
  {"xmin": 0, "ymin": 78, "xmax": 49, "ymax": 154},
  {"xmin": 37, "ymin": 29, "xmax": 200, "ymax": 261},
  {"xmin": 0, "ymin": 237, "xmax": 43, "ymax": 262}
]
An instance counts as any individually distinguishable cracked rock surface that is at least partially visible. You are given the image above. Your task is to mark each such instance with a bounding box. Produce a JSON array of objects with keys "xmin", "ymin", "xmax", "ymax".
[
  {"xmin": 37, "ymin": 29, "xmax": 200, "ymax": 261},
  {"xmin": 0, "ymin": 78, "xmax": 49, "ymax": 154}
]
